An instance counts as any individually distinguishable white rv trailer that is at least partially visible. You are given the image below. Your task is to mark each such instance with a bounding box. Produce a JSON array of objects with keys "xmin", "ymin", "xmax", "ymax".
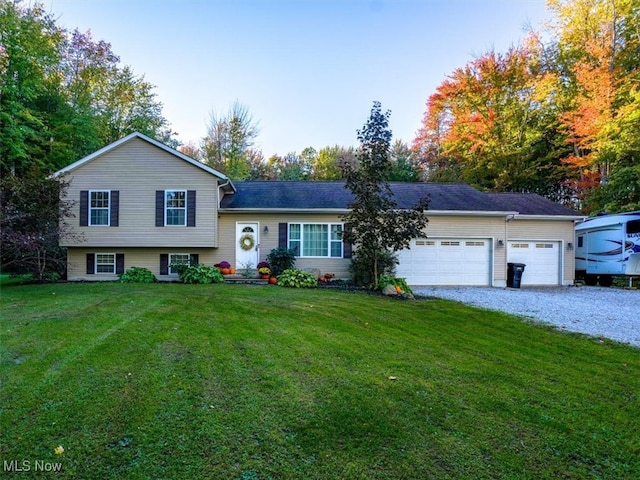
[{"xmin": 575, "ymin": 211, "xmax": 640, "ymax": 286}]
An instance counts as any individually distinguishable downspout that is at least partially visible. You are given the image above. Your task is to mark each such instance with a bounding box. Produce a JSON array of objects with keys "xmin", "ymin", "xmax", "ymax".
[
  {"xmin": 218, "ymin": 179, "xmax": 231, "ymax": 208},
  {"xmin": 504, "ymin": 214, "xmax": 515, "ymax": 286}
]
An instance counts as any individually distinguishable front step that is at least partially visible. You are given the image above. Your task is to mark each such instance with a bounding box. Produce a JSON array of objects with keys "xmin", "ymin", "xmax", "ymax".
[{"xmin": 223, "ymin": 274, "xmax": 269, "ymax": 285}]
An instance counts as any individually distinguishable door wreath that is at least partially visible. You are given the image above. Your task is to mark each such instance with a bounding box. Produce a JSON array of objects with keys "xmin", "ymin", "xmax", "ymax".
[{"xmin": 239, "ymin": 233, "xmax": 255, "ymax": 251}]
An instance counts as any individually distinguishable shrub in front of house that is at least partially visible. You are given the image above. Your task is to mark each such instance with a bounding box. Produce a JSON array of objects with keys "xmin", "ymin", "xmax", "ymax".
[
  {"xmin": 119, "ymin": 266, "xmax": 157, "ymax": 283},
  {"xmin": 349, "ymin": 249, "xmax": 397, "ymax": 287},
  {"xmin": 266, "ymin": 248, "xmax": 296, "ymax": 276},
  {"xmin": 277, "ymin": 269, "xmax": 317, "ymax": 288},
  {"xmin": 179, "ymin": 264, "xmax": 224, "ymax": 284},
  {"xmin": 378, "ymin": 275, "xmax": 413, "ymax": 295}
]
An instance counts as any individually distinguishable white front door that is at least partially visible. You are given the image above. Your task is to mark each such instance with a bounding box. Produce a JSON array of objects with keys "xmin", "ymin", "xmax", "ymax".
[{"xmin": 236, "ymin": 222, "xmax": 259, "ymax": 270}]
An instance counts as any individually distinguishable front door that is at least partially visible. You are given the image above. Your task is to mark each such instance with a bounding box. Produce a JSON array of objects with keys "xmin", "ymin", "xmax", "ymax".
[{"xmin": 236, "ymin": 222, "xmax": 259, "ymax": 270}]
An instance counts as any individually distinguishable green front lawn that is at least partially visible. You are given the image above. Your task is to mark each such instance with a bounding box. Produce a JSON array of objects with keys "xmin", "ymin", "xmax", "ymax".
[{"xmin": 1, "ymin": 283, "xmax": 638, "ymax": 479}]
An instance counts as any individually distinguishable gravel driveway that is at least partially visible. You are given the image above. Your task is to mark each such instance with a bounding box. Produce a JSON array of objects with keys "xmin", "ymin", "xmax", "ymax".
[{"xmin": 412, "ymin": 286, "xmax": 640, "ymax": 347}]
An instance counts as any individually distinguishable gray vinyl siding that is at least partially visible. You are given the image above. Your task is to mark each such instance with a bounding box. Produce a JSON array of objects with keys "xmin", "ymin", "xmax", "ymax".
[
  {"xmin": 67, "ymin": 247, "xmax": 219, "ymax": 281},
  {"xmin": 61, "ymin": 138, "xmax": 220, "ymax": 248},
  {"xmin": 218, "ymin": 213, "xmax": 352, "ymax": 278}
]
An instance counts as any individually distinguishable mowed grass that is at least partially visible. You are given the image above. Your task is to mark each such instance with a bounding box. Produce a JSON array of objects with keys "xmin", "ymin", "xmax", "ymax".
[{"xmin": 0, "ymin": 283, "xmax": 638, "ymax": 479}]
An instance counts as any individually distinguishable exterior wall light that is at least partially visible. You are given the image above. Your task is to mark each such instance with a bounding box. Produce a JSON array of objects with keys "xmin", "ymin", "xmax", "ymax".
[{"xmin": 497, "ymin": 239, "xmax": 505, "ymax": 247}]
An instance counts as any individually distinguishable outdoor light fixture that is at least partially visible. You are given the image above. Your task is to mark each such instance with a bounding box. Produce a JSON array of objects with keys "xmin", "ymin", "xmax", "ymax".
[
  {"xmin": 567, "ymin": 242, "xmax": 573, "ymax": 250},
  {"xmin": 263, "ymin": 225, "xmax": 269, "ymax": 234},
  {"xmin": 497, "ymin": 239, "xmax": 505, "ymax": 247}
]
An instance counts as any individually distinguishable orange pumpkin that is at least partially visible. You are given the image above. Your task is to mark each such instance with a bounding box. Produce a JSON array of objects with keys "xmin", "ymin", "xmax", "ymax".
[
  {"xmin": 269, "ymin": 277, "xmax": 277, "ymax": 285},
  {"xmin": 221, "ymin": 268, "xmax": 230, "ymax": 275},
  {"xmin": 395, "ymin": 285, "xmax": 403, "ymax": 294},
  {"xmin": 229, "ymin": 268, "xmax": 236, "ymax": 274}
]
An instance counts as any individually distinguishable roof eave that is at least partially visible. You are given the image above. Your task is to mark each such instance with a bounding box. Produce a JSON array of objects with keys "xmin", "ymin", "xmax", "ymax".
[
  {"xmin": 218, "ymin": 208, "xmax": 521, "ymax": 216},
  {"xmin": 511, "ymin": 214, "xmax": 586, "ymax": 221},
  {"xmin": 426, "ymin": 210, "xmax": 519, "ymax": 217},
  {"xmin": 218, "ymin": 208, "xmax": 351, "ymax": 214}
]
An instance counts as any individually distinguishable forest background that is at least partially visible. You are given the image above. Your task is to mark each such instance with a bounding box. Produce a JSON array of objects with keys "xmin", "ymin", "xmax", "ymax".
[{"xmin": 1, "ymin": 0, "xmax": 639, "ymax": 217}]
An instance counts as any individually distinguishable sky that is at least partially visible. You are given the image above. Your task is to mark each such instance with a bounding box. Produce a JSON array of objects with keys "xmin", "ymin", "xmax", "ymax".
[{"xmin": 44, "ymin": 0, "xmax": 551, "ymax": 158}]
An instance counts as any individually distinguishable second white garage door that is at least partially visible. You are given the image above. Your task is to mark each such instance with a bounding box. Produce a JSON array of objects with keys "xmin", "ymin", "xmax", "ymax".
[
  {"xmin": 508, "ymin": 241, "xmax": 560, "ymax": 285},
  {"xmin": 396, "ymin": 238, "xmax": 491, "ymax": 285}
]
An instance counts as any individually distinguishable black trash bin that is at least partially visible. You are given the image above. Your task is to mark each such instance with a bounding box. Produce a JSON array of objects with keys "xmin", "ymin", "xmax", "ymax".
[{"xmin": 507, "ymin": 263, "xmax": 526, "ymax": 288}]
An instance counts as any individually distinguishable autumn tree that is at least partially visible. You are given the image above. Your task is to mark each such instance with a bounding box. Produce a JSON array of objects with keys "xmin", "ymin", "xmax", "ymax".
[
  {"xmin": 549, "ymin": 0, "xmax": 640, "ymax": 212},
  {"xmin": 342, "ymin": 102, "xmax": 429, "ymax": 288},
  {"xmin": 414, "ymin": 42, "xmax": 573, "ymax": 199},
  {"xmin": 201, "ymin": 101, "xmax": 260, "ymax": 180}
]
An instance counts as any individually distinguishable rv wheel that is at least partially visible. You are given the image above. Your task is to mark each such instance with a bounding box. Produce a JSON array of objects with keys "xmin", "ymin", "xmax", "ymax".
[
  {"xmin": 585, "ymin": 274, "xmax": 598, "ymax": 286},
  {"xmin": 598, "ymin": 275, "xmax": 613, "ymax": 287}
]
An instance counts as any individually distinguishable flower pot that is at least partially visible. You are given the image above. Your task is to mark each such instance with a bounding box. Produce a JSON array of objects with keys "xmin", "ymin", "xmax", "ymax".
[{"xmin": 260, "ymin": 274, "xmax": 269, "ymax": 280}]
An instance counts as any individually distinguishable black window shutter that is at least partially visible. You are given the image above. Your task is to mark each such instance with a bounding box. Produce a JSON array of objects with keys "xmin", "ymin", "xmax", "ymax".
[
  {"xmin": 343, "ymin": 223, "xmax": 353, "ymax": 259},
  {"xmin": 155, "ymin": 191, "xmax": 164, "ymax": 227},
  {"xmin": 190, "ymin": 253, "xmax": 199, "ymax": 265},
  {"xmin": 86, "ymin": 253, "xmax": 95, "ymax": 274},
  {"xmin": 278, "ymin": 223, "xmax": 288, "ymax": 248},
  {"xmin": 110, "ymin": 191, "xmax": 119, "ymax": 227},
  {"xmin": 115, "ymin": 253, "xmax": 125, "ymax": 274},
  {"xmin": 80, "ymin": 191, "xmax": 89, "ymax": 226},
  {"xmin": 187, "ymin": 190, "xmax": 196, "ymax": 227},
  {"xmin": 160, "ymin": 254, "xmax": 169, "ymax": 275}
]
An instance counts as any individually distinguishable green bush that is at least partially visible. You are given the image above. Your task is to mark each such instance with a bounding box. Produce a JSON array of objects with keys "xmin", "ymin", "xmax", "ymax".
[
  {"xmin": 277, "ymin": 269, "xmax": 317, "ymax": 288},
  {"xmin": 349, "ymin": 249, "xmax": 397, "ymax": 287},
  {"xmin": 179, "ymin": 265, "xmax": 224, "ymax": 284},
  {"xmin": 378, "ymin": 275, "xmax": 413, "ymax": 294},
  {"xmin": 170, "ymin": 262, "xmax": 190, "ymax": 276},
  {"xmin": 119, "ymin": 266, "xmax": 157, "ymax": 283},
  {"xmin": 266, "ymin": 247, "xmax": 297, "ymax": 276}
]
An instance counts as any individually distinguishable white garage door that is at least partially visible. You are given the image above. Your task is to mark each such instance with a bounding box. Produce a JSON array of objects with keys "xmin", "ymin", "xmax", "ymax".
[
  {"xmin": 396, "ymin": 238, "xmax": 491, "ymax": 285},
  {"xmin": 508, "ymin": 242, "xmax": 560, "ymax": 285}
]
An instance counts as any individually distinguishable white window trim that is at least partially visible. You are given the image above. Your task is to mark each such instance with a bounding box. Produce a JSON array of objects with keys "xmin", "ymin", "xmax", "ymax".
[
  {"xmin": 89, "ymin": 190, "xmax": 110, "ymax": 226},
  {"xmin": 165, "ymin": 190, "xmax": 187, "ymax": 227},
  {"xmin": 169, "ymin": 253, "xmax": 191, "ymax": 275},
  {"xmin": 95, "ymin": 253, "xmax": 116, "ymax": 274},
  {"xmin": 288, "ymin": 222, "xmax": 344, "ymax": 258}
]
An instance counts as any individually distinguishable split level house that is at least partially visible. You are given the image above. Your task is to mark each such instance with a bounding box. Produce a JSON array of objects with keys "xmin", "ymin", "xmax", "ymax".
[{"xmin": 54, "ymin": 132, "xmax": 584, "ymax": 286}]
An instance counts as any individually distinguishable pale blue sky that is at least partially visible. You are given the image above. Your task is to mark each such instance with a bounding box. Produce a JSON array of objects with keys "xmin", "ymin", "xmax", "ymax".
[{"xmin": 46, "ymin": 0, "xmax": 550, "ymax": 157}]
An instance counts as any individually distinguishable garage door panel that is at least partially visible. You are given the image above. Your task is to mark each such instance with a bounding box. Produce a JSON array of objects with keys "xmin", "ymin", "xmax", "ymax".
[
  {"xmin": 397, "ymin": 238, "xmax": 490, "ymax": 285},
  {"xmin": 508, "ymin": 242, "xmax": 560, "ymax": 285}
]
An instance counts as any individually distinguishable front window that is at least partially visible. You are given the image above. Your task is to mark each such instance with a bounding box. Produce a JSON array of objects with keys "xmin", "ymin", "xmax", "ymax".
[
  {"xmin": 165, "ymin": 190, "xmax": 186, "ymax": 226},
  {"xmin": 169, "ymin": 253, "xmax": 191, "ymax": 274},
  {"xmin": 96, "ymin": 253, "xmax": 115, "ymax": 273},
  {"xmin": 90, "ymin": 191, "xmax": 110, "ymax": 226},
  {"xmin": 289, "ymin": 223, "xmax": 343, "ymax": 257}
]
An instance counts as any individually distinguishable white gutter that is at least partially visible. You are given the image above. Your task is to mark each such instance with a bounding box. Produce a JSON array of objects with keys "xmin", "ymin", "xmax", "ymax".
[{"xmin": 509, "ymin": 214, "xmax": 586, "ymax": 221}]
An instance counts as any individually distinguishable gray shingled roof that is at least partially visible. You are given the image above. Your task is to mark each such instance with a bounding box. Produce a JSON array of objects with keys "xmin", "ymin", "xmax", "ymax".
[
  {"xmin": 220, "ymin": 181, "xmax": 581, "ymax": 216},
  {"xmin": 484, "ymin": 192, "xmax": 580, "ymax": 216}
]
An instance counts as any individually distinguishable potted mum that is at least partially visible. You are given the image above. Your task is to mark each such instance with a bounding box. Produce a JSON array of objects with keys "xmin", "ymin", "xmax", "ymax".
[
  {"xmin": 257, "ymin": 261, "xmax": 271, "ymax": 279},
  {"xmin": 215, "ymin": 261, "xmax": 232, "ymax": 275}
]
